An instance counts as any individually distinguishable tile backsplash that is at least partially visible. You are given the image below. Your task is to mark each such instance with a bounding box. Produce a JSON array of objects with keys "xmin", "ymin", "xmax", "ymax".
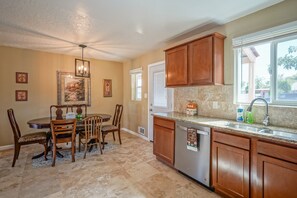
[{"xmin": 174, "ymin": 85, "xmax": 297, "ymax": 129}]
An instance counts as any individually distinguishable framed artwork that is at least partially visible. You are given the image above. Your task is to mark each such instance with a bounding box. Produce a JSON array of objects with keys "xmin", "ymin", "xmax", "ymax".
[
  {"xmin": 103, "ymin": 79, "xmax": 112, "ymax": 97},
  {"xmin": 75, "ymin": 59, "xmax": 90, "ymax": 78},
  {"xmin": 16, "ymin": 72, "xmax": 28, "ymax": 83},
  {"xmin": 15, "ymin": 90, "xmax": 28, "ymax": 101},
  {"xmin": 57, "ymin": 71, "xmax": 91, "ymax": 106}
]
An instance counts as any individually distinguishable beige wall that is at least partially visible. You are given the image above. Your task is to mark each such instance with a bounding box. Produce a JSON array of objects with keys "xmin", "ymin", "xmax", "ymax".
[
  {"xmin": 123, "ymin": 0, "xmax": 297, "ymax": 137},
  {"xmin": 0, "ymin": 46, "xmax": 123, "ymax": 146},
  {"xmin": 123, "ymin": 49, "xmax": 164, "ymax": 136}
]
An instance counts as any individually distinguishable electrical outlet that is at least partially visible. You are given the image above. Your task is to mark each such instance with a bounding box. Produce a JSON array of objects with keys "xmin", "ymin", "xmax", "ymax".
[{"xmin": 213, "ymin": 101, "xmax": 219, "ymax": 109}]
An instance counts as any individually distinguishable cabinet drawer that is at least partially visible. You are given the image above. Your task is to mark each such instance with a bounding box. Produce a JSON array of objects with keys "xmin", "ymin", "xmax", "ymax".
[
  {"xmin": 213, "ymin": 130, "xmax": 250, "ymax": 150},
  {"xmin": 257, "ymin": 141, "xmax": 297, "ymax": 164},
  {"xmin": 154, "ymin": 117, "xmax": 175, "ymax": 130}
]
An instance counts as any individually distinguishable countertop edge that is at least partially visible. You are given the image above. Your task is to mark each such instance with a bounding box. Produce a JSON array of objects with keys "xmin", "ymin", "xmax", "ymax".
[{"xmin": 154, "ymin": 112, "xmax": 297, "ymax": 146}]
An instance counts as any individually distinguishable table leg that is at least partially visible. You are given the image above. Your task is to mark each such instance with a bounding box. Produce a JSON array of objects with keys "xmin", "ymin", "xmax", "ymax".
[
  {"xmin": 31, "ymin": 139, "xmax": 64, "ymax": 159},
  {"xmin": 32, "ymin": 146, "xmax": 50, "ymax": 159},
  {"xmin": 32, "ymin": 132, "xmax": 51, "ymax": 160}
]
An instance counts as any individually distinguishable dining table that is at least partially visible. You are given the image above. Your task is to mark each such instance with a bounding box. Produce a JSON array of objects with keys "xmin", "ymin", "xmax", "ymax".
[
  {"xmin": 27, "ymin": 113, "xmax": 111, "ymax": 129},
  {"xmin": 27, "ymin": 113, "xmax": 112, "ymax": 159}
]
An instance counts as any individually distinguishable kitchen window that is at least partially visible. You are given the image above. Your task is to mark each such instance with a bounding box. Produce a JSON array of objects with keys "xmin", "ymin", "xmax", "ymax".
[
  {"xmin": 130, "ymin": 67, "xmax": 142, "ymax": 101},
  {"xmin": 233, "ymin": 21, "xmax": 297, "ymax": 105}
]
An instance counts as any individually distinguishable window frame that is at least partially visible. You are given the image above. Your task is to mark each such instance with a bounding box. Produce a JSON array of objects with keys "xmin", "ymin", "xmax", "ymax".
[
  {"xmin": 273, "ymin": 35, "xmax": 297, "ymax": 105},
  {"xmin": 130, "ymin": 67, "xmax": 142, "ymax": 101},
  {"xmin": 135, "ymin": 72, "xmax": 142, "ymax": 101},
  {"xmin": 234, "ymin": 34, "xmax": 297, "ymax": 106}
]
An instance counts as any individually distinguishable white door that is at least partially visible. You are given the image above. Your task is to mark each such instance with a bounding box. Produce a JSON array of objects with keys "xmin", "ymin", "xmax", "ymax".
[{"xmin": 148, "ymin": 61, "xmax": 173, "ymax": 141}]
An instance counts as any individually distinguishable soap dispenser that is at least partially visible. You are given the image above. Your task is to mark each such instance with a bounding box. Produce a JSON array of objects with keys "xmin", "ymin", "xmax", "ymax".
[{"xmin": 236, "ymin": 104, "xmax": 244, "ymax": 122}]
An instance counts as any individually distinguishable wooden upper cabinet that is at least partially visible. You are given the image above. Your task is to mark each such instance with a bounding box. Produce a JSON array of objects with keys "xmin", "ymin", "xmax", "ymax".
[
  {"xmin": 189, "ymin": 36, "xmax": 213, "ymax": 84},
  {"xmin": 165, "ymin": 33, "xmax": 225, "ymax": 87},
  {"xmin": 189, "ymin": 33, "xmax": 225, "ymax": 85},
  {"xmin": 165, "ymin": 45, "xmax": 188, "ymax": 86}
]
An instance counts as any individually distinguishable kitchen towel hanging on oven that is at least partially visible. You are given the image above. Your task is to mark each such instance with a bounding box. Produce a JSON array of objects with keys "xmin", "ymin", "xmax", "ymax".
[{"xmin": 187, "ymin": 128, "xmax": 199, "ymax": 152}]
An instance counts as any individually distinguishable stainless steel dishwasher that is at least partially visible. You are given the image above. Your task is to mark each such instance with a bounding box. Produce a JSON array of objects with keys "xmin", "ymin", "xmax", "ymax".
[{"xmin": 175, "ymin": 121, "xmax": 211, "ymax": 187}]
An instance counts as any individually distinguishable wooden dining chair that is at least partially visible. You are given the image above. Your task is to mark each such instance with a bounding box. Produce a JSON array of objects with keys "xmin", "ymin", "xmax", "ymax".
[
  {"xmin": 50, "ymin": 104, "xmax": 87, "ymax": 134},
  {"xmin": 7, "ymin": 108, "xmax": 47, "ymax": 167},
  {"xmin": 101, "ymin": 104, "xmax": 123, "ymax": 149},
  {"xmin": 50, "ymin": 104, "xmax": 87, "ymax": 120},
  {"xmin": 50, "ymin": 119, "xmax": 77, "ymax": 167},
  {"xmin": 79, "ymin": 115, "xmax": 103, "ymax": 158}
]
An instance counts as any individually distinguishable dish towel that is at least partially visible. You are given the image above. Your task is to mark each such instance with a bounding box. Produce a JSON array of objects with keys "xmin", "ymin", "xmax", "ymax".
[{"xmin": 187, "ymin": 128, "xmax": 199, "ymax": 152}]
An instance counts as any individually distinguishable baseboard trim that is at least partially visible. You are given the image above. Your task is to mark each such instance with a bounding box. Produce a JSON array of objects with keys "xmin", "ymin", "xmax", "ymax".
[
  {"xmin": 121, "ymin": 128, "xmax": 149, "ymax": 141},
  {"xmin": 0, "ymin": 144, "xmax": 13, "ymax": 151}
]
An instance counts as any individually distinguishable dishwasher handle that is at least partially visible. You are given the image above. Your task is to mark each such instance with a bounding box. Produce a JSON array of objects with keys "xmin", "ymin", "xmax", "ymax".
[{"xmin": 176, "ymin": 125, "xmax": 209, "ymax": 136}]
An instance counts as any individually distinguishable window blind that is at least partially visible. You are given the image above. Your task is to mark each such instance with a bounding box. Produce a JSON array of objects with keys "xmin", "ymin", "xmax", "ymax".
[{"xmin": 232, "ymin": 20, "xmax": 297, "ymax": 48}]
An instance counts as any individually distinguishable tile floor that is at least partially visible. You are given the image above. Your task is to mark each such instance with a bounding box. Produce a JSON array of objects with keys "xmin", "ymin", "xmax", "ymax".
[{"xmin": 0, "ymin": 131, "xmax": 220, "ymax": 198}]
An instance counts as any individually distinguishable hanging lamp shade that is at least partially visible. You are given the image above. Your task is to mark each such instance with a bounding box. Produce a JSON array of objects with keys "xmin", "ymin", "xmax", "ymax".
[{"xmin": 75, "ymin": 44, "xmax": 90, "ymax": 78}]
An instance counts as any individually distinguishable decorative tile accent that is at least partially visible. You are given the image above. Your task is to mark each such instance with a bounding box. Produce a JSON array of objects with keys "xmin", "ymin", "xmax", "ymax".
[{"xmin": 174, "ymin": 85, "xmax": 297, "ymax": 129}]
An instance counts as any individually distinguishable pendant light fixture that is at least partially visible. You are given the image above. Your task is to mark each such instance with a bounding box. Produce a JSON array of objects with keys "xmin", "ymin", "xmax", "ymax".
[{"xmin": 75, "ymin": 44, "xmax": 90, "ymax": 78}]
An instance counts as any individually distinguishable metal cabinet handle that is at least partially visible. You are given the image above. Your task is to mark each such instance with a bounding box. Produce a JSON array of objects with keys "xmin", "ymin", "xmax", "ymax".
[
  {"xmin": 197, "ymin": 130, "xmax": 209, "ymax": 136},
  {"xmin": 177, "ymin": 125, "xmax": 187, "ymax": 131}
]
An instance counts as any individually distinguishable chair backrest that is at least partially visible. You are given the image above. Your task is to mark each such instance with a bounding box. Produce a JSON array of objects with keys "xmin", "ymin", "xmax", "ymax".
[
  {"xmin": 50, "ymin": 119, "xmax": 77, "ymax": 142},
  {"xmin": 7, "ymin": 109, "xmax": 21, "ymax": 142},
  {"xmin": 112, "ymin": 104, "xmax": 123, "ymax": 128},
  {"xmin": 50, "ymin": 104, "xmax": 87, "ymax": 120},
  {"xmin": 83, "ymin": 115, "xmax": 102, "ymax": 141}
]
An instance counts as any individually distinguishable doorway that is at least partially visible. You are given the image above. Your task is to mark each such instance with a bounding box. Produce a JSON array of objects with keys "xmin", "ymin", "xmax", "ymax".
[{"xmin": 148, "ymin": 61, "xmax": 173, "ymax": 142}]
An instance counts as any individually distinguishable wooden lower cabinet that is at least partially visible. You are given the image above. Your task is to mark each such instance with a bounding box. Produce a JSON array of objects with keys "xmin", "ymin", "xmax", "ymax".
[
  {"xmin": 153, "ymin": 117, "xmax": 175, "ymax": 166},
  {"xmin": 256, "ymin": 141, "xmax": 297, "ymax": 198},
  {"xmin": 211, "ymin": 130, "xmax": 297, "ymax": 198},
  {"xmin": 212, "ymin": 130, "xmax": 250, "ymax": 198}
]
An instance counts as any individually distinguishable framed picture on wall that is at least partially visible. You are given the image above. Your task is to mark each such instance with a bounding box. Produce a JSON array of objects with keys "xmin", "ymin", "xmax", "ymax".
[
  {"xmin": 57, "ymin": 71, "xmax": 91, "ymax": 106},
  {"xmin": 15, "ymin": 90, "xmax": 28, "ymax": 101},
  {"xmin": 16, "ymin": 72, "xmax": 28, "ymax": 83},
  {"xmin": 103, "ymin": 79, "xmax": 112, "ymax": 97}
]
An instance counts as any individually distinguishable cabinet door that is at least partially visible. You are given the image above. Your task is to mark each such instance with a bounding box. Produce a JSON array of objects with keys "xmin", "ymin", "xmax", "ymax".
[
  {"xmin": 212, "ymin": 142, "xmax": 250, "ymax": 198},
  {"xmin": 188, "ymin": 36, "xmax": 213, "ymax": 85},
  {"xmin": 257, "ymin": 154, "xmax": 297, "ymax": 198},
  {"xmin": 153, "ymin": 125, "xmax": 174, "ymax": 165},
  {"xmin": 165, "ymin": 45, "xmax": 188, "ymax": 86}
]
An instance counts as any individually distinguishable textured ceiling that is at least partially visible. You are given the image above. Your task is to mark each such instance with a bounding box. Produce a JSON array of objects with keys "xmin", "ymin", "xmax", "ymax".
[{"xmin": 0, "ymin": 0, "xmax": 283, "ymax": 62}]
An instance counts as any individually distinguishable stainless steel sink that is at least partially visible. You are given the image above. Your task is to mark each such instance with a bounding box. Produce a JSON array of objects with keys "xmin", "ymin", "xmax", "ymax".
[
  {"xmin": 225, "ymin": 122, "xmax": 297, "ymax": 141},
  {"xmin": 224, "ymin": 122, "xmax": 262, "ymax": 132},
  {"xmin": 259, "ymin": 129, "xmax": 297, "ymax": 140},
  {"xmin": 258, "ymin": 128, "xmax": 273, "ymax": 134}
]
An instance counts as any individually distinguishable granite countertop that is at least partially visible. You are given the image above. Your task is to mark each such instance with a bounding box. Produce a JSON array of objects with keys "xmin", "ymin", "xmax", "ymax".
[{"xmin": 154, "ymin": 112, "xmax": 297, "ymax": 145}]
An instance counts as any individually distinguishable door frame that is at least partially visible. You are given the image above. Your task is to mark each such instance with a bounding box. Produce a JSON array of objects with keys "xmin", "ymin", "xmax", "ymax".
[{"xmin": 148, "ymin": 61, "xmax": 174, "ymax": 141}]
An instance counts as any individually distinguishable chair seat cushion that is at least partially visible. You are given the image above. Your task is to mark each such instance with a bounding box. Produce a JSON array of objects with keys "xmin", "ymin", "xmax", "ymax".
[
  {"xmin": 19, "ymin": 131, "xmax": 47, "ymax": 143},
  {"xmin": 101, "ymin": 125, "xmax": 118, "ymax": 132}
]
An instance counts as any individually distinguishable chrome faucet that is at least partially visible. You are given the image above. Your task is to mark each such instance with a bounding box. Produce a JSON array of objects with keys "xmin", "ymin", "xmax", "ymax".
[{"xmin": 246, "ymin": 98, "xmax": 270, "ymax": 126}]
